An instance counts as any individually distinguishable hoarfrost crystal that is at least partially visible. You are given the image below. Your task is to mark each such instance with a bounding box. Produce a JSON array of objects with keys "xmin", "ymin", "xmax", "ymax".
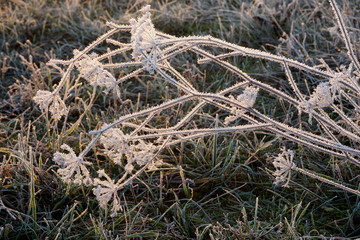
[
  {"xmin": 53, "ymin": 144, "xmax": 93, "ymax": 186},
  {"xmin": 93, "ymin": 170, "xmax": 122, "ymax": 217},
  {"xmin": 33, "ymin": 90, "xmax": 68, "ymax": 121},
  {"xmin": 75, "ymin": 52, "xmax": 119, "ymax": 95},
  {"xmin": 100, "ymin": 127, "xmax": 130, "ymax": 165},
  {"xmin": 272, "ymin": 149, "xmax": 295, "ymax": 188},
  {"xmin": 224, "ymin": 86, "xmax": 259, "ymax": 125},
  {"xmin": 130, "ymin": 5, "xmax": 160, "ymax": 73}
]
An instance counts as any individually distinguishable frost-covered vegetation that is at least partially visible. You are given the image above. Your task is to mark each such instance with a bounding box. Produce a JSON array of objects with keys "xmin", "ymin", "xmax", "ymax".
[{"xmin": 1, "ymin": 0, "xmax": 360, "ymax": 239}]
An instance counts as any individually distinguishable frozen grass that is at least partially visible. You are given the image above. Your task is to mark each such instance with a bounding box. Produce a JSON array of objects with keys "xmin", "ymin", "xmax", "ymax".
[{"xmin": 1, "ymin": 0, "xmax": 360, "ymax": 239}]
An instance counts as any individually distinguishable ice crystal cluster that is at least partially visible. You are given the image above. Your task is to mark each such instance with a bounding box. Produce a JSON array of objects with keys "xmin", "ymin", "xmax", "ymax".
[
  {"xmin": 33, "ymin": 2, "xmax": 360, "ymax": 216},
  {"xmin": 75, "ymin": 52, "xmax": 119, "ymax": 95},
  {"xmin": 272, "ymin": 149, "xmax": 295, "ymax": 188},
  {"xmin": 33, "ymin": 90, "xmax": 68, "ymax": 121},
  {"xmin": 224, "ymin": 86, "xmax": 259, "ymax": 125},
  {"xmin": 53, "ymin": 144, "xmax": 93, "ymax": 186}
]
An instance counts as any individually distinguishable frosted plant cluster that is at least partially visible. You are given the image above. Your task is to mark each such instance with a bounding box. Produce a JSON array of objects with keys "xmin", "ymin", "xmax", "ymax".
[
  {"xmin": 33, "ymin": 90, "xmax": 68, "ymax": 121},
  {"xmin": 75, "ymin": 51, "xmax": 119, "ymax": 95},
  {"xmin": 33, "ymin": 2, "xmax": 360, "ymax": 216}
]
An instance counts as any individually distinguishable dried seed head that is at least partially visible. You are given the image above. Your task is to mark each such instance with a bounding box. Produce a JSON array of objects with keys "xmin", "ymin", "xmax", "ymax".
[
  {"xmin": 53, "ymin": 144, "xmax": 93, "ymax": 186},
  {"xmin": 272, "ymin": 148, "xmax": 295, "ymax": 188},
  {"xmin": 100, "ymin": 126, "xmax": 130, "ymax": 165},
  {"xmin": 93, "ymin": 170, "xmax": 122, "ymax": 217},
  {"xmin": 130, "ymin": 5, "xmax": 160, "ymax": 73},
  {"xmin": 237, "ymin": 86, "xmax": 259, "ymax": 108},
  {"xmin": 75, "ymin": 53, "xmax": 119, "ymax": 95},
  {"xmin": 33, "ymin": 90, "xmax": 68, "ymax": 121},
  {"xmin": 224, "ymin": 86, "xmax": 259, "ymax": 125}
]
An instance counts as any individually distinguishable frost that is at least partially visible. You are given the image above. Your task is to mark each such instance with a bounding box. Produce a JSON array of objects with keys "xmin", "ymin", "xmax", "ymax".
[
  {"xmin": 236, "ymin": 86, "xmax": 259, "ymax": 108},
  {"xmin": 53, "ymin": 144, "xmax": 93, "ymax": 186},
  {"xmin": 33, "ymin": 90, "xmax": 68, "ymax": 121},
  {"xmin": 301, "ymin": 82, "xmax": 333, "ymax": 113},
  {"xmin": 93, "ymin": 170, "xmax": 122, "ymax": 217},
  {"xmin": 75, "ymin": 52, "xmax": 119, "ymax": 95},
  {"xmin": 309, "ymin": 82, "xmax": 333, "ymax": 108},
  {"xmin": 272, "ymin": 148, "xmax": 295, "ymax": 187},
  {"xmin": 130, "ymin": 5, "xmax": 160, "ymax": 73},
  {"xmin": 224, "ymin": 86, "xmax": 259, "ymax": 125},
  {"xmin": 329, "ymin": 73, "xmax": 343, "ymax": 97},
  {"xmin": 100, "ymin": 126, "xmax": 159, "ymax": 172},
  {"xmin": 100, "ymin": 127, "xmax": 130, "ymax": 165},
  {"xmin": 127, "ymin": 140, "xmax": 157, "ymax": 167},
  {"xmin": 30, "ymin": 2, "xmax": 360, "ymax": 216}
]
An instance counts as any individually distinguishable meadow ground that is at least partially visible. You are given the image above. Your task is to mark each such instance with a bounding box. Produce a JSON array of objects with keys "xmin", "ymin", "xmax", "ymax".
[{"xmin": 1, "ymin": 0, "xmax": 360, "ymax": 239}]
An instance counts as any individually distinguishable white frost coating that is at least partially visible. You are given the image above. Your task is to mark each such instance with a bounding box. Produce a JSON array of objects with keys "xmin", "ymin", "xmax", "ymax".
[
  {"xmin": 75, "ymin": 51, "xmax": 119, "ymax": 95},
  {"xmin": 224, "ymin": 86, "xmax": 259, "ymax": 125},
  {"xmin": 53, "ymin": 144, "xmax": 93, "ymax": 186},
  {"xmin": 100, "ymin": 126, "xmax": 159, "ymax": 174},
  {"xmin": 300, "ymin": 82, "xmax": 333, "ymax": 114},
  {"xmin": 130, "ymin": 5, "xmax": 160, "ymax": 73},
  {"xmin": 100, "ymin": 127, "xmax": 130, "ymax": 165},
  {"xmin": 272, "ymin": 148, "xmax": 295, "ymax": 188},
  {"xmin": 28, "ymin": 2, "xmax": 360, "ymax": 217},
  {"xmin": 33, "ymin": 90, "xmax": 68, "ymax": 121},
  {"xmin": 93, "ymin": 170, "xmax": 122, "ymax": 217}
]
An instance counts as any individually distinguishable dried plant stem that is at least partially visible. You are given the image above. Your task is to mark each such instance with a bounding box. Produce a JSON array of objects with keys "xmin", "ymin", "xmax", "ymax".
[
  {"xmin": 293, "ymin": 166, "xmax": 360, "ymax": 196},
  {"xmin": 329, "ymin": 0, "xmax": 360, "ymax": 72}
]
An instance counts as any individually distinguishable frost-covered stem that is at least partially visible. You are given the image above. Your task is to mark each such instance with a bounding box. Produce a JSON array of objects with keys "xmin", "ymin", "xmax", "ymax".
[
  {"xmin": 191, "ymin": 46, "xmax": 299, "ymax": 104},
  {"xmin": 268, "ymin": 128, "xmax": 359, "ymax": 163},
  {"xmin": 165, "ymin": 67, "xmax": 360, "ymax": 157},
  {"xmin": 103, "ymin": 62, "xmax": 142, "ymax": 69},
  {"xmin": 96, "ymin": 46, "xmax": 132, "ymax": 61},
  {"xmin": 154, "ymin": 33, "xmax": 334, "ymax": 79},
  {"xmin": 128, "ymin": 124, "xmax": 271, "ymax": 141},
  {"xmin": 106, "ymin": 21, "xmax": 132, "ymax": 31},
  {"xmin": 188, "ymin": 46, "xmax": 360, "ymax": 143},
  {"xmin": 159, "ymin": 43, "xmax": 201, "ymax": 63},
  {"xmin": 330, "ymin": 104, "xmax": 360, "ymax": 134},
  {"xmin": 155, "ymin": 61, "xmax": 360, "ymax": 158},
  {"xmin": 240, "ymin": 109, "xmax": 360, "ymax": 156},
  {"xmin": 196, "ymin": 47, "xmax": 333, "ymax": 78},
  {"xmin": 108, "ymin": 21, "xmax": 353, "ymax": 85},
  {"xmin": 130, "ymin": 112, "xmax": 156, "ymax": 137},
  {"xmin": 161, "ymin": 62, "xmax": 197, "ymax": 92},
  {"xmin": 160, "ymin": 43, "xmax": 300, "ymax": 106},
  {"xmin": 196, "ymin": 92, "xmax": 360, "ymax": 157},
  {"xmin": 91, "ymin": 96, "xmax": 193, "ymax": 127},
  {"xmin": 283, "ymin": 62, "xmax": 305, "ymax": 101},
  {"xmin": 65, "ymin": 85, "xmax": 97, "ymax": 136},
  {"xmin": 115, "ymin": 172, "xmax": 129, "ymax": 186},
  {"xmin": 131, "ymin": 80, "xmax": 250, "ymax": 134},
  {"xmin": 341, "ymin": 91, "xmax": 360, "ymax": 112},
  {"xmin": 52, "ymin": 62, "xmax": 75, "ymax": 95},
  {"xmin": 329, "ymin": 0, "xmax": 360, "ymax": 72},
  {"xmin": 191, "ymin": 46, "xmax": 360, "ymax": 142},
  {"xmin": 50, "ymin": 28, "xmax": 120, "ymax": 66},
  {"xmin": 312, "ymin": 108, "xmax": 360, "ymax": 143},
  {"xmin": 116, "ymin": 135, "xmax": 170, "ymax": 190},
  {"xmin": 293, "ymin": 166, "xmax": 360, "ymax": 196},
  {"xmin": 105, "ymin": 38, "xmax": 130, "ymax": 47},
  {"xmin": 251, "ymin": 108, "xmax": 360, "ymax": 157},
  {"xmin": 49, "ymin": 28, "xmax": 120, "ymax": 95},
  {"xmin": 117, "ymin": 67, "xmax": 146, "ymax": 84},
  {"xmin": 82, "ymin": 94, "xmax": 195, "ymax": 157}
]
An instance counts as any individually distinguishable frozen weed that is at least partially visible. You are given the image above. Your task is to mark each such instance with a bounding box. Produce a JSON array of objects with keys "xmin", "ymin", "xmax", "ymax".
[{"xmin": 33, "ymin": 1, "xmax": 360, "ymax": 217}]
